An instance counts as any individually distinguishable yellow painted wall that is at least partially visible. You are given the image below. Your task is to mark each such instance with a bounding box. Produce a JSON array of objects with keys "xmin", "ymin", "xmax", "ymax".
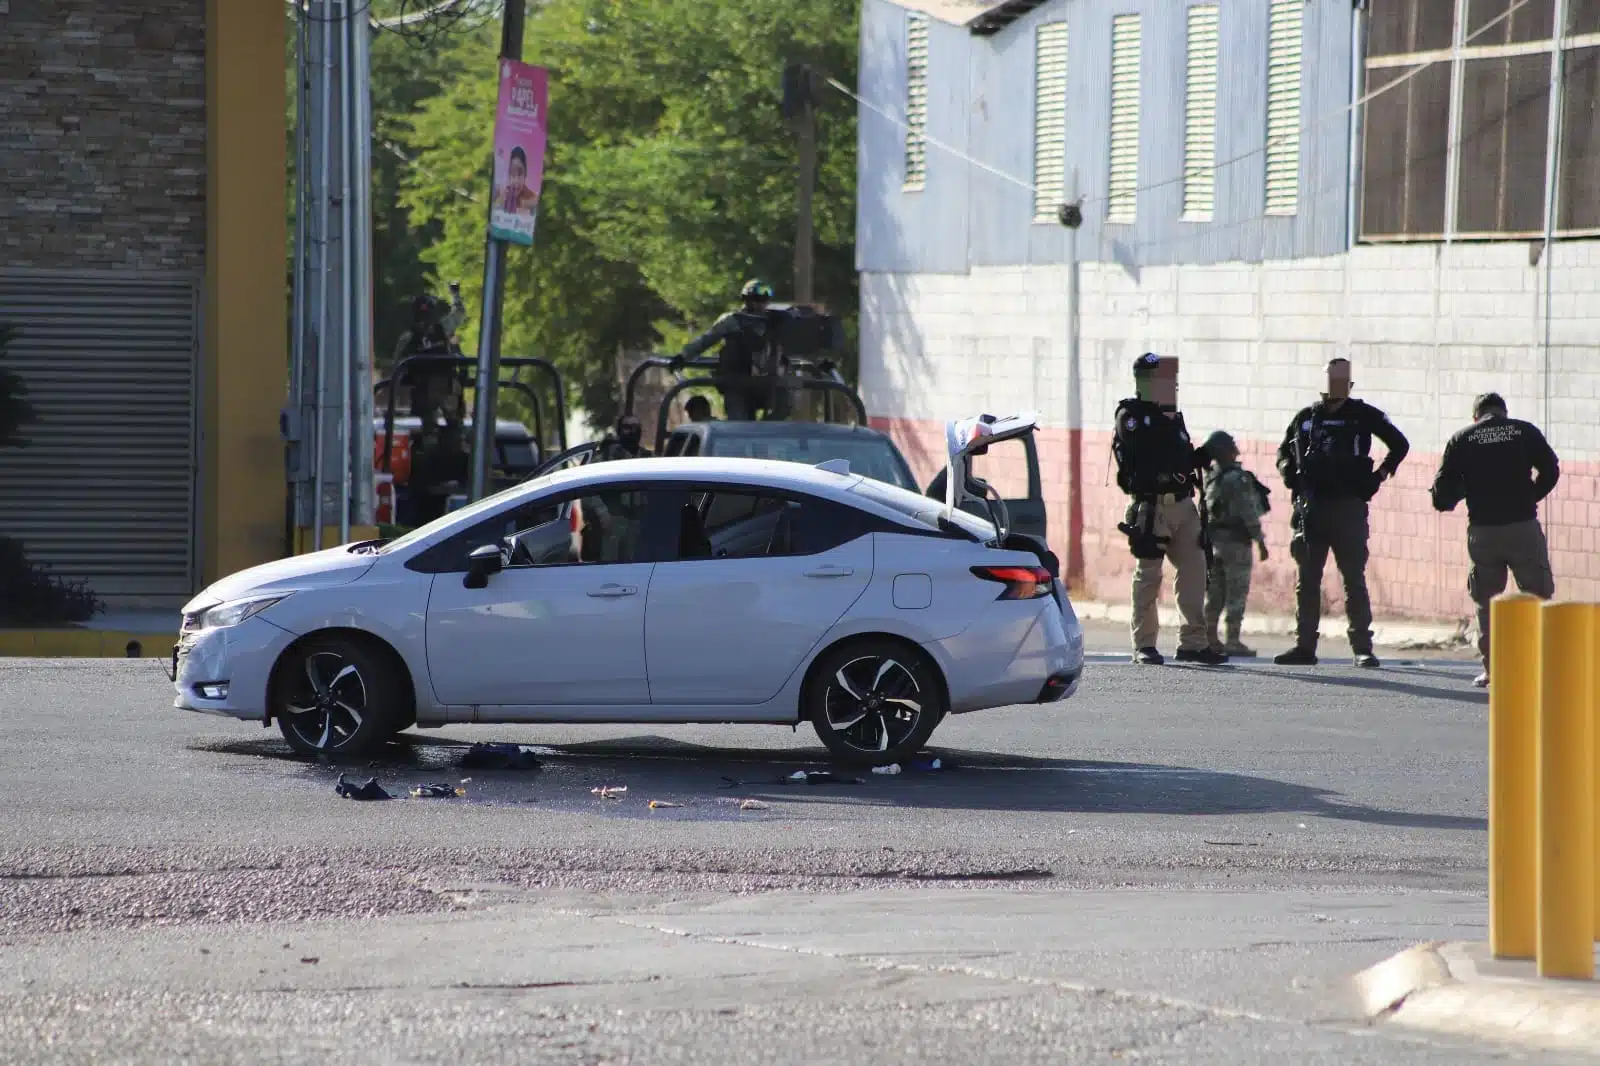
[{"xmin": 203, "ymin": 0, "xmax": 288, "ymax": 584}]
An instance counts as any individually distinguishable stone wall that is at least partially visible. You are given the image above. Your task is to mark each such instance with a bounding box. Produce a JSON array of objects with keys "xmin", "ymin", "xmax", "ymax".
[
  {"xmin": 861, "ymin": 241, "xmax": 1600, "ymax": 625},
  {"xmin": 0, "ymin": 0, "xmax": 207, "ymax": 271}
]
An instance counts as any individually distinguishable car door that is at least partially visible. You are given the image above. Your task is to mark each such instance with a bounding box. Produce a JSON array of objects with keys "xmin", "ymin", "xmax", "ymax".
[
  {"xmin": 423, "ymin": 484, "xmax": 674, "ymax": 706},
  {"xmin": 644, "ymin": 485, "xmax": 873, "ymax": 705},
  {"xmin": 923, "ymin": 433, "xmax": 1047, "ymax": 541}
]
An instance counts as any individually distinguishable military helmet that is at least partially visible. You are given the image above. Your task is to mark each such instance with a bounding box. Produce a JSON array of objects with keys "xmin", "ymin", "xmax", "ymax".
[
  {"xmin": 740, "ymin": 279, "xmax": 774, "ymax": 301},
  {"xmin": 1204, "ymin": 430, "xmax": 1237, "ymax": 454},
  {"xmin": 1132, "ymin": 352, "xmax": 1161, "ymax": 376}
]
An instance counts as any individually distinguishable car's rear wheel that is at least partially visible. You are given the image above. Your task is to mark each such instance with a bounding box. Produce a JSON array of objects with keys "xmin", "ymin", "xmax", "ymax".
[
  {"xmin": 273, "ymin": 635, "xmax": 402, "ymax": 758},
  {"xmin": 808, "ymin": 638, "xmax": 945, "ymax": 767}
]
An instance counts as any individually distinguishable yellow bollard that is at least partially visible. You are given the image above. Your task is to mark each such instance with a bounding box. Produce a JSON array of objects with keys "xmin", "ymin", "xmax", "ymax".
[
  {"xmin": 1490, "ymin": 594, "xmax": 1541, "ymax": 959},
  {"xmin": 1537, "ymin": 601, "xmax": 1595, "ymax": 980}
]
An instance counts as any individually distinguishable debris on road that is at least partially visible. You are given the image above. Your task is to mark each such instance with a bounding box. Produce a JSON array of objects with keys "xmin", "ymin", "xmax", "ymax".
[
  {"xmin": 783, "ymin": 770, "xmax": 862, "ymax": 785},
  {"xmin": 300, "ymin": 957, "xmax": 319, "ymax": 965},
  {"xmin": 648, "ymin": 800, "xmax": 683, "ymax": 809},
  {"xmin": 738, "ymin": 799, "xmax": 769, "ymax": 811},
  {"xmin": 409, "ymin": 783, "xmax": 465, "ymax": 799},
  {"xmin": 871, "ymin": 764, "xmax": 902, "ymax": 776},
  {"xmin": 460, "ymin": 743, "xmax": 543, "ymax": 771},
  {"xmin": 906, "ymin": 757, "xmax": 945, "ymax": 772},
  {"xmin": 334, "ymin": 774, "xmax": 391, "ymax": 801},
  {"xmin": 592, "ymin": 786, "xmax": 627, "ymax": 800}
]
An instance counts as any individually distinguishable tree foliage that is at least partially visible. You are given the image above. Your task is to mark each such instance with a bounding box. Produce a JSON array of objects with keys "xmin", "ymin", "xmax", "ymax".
[{"xmin": 390, "ymin": 0, "xmax": 860, "ymax": 430}]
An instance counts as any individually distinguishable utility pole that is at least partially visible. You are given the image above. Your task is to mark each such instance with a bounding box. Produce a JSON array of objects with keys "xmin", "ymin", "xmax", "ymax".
[
  {"xmin": 784, "ymin": 62, "xmax": 821, "ymax": 304},
  {"xmin": 1058, "ymin": 175, "xmax": 1085, "ymax": 591},
  {"xmin": 469, "ymin": 0, "xmax": 527, "ymax": 502}
]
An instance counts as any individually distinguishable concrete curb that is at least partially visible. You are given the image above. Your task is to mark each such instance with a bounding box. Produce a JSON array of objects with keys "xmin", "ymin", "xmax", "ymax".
[
  {"xmin": 1353, "ymin": 942, "xmax": 1600, "ymax": 1053},
  {"xmin": 1071, "ymin": 600, "xmax": 1470, "ymax": 650},
  {"xmin": 0, "ymin": 629, "xmax": 176, "ymax": 659}
]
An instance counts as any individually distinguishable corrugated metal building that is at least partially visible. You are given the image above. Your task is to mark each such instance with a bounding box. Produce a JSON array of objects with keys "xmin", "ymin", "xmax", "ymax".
[{"xmin": 855, "ymin": 0, "xmax": 1600, "ymax": 624}]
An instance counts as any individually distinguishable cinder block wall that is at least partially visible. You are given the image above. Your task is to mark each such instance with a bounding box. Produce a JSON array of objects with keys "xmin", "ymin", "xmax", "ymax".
[{"xmin": 862, "ymin": 242, "xmax": 1600, "ymax": 625}]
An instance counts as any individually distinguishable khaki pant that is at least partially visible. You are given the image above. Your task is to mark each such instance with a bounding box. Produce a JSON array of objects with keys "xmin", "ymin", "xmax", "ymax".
[
  {"xmin": 1128, "ymin": 495, "xmax": 1208, "ymax": 652},
  {"xmin": 1291, "ymin": 496, "xmax": 1373, "ymax": 654},
  {"xmin": 1468, "ymin": 519, "xmax": 1554, "ymax": 667}
]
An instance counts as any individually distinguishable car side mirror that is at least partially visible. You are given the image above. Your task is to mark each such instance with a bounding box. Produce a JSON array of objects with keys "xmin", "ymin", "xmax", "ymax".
[{"xmin": 463, "ymin": 543, "xmax": 505, "ymax": 589}]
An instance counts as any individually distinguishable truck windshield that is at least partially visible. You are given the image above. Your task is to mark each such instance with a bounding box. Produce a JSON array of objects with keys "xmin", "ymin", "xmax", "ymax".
[{"xmin": 706, "ymin": 435, "xmax": 917, "ymax": 492}]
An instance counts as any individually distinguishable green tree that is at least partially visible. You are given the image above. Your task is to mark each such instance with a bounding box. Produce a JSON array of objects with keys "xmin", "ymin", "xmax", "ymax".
[{"xmin": 396, "ymin": 0, "xmax": 860, "ymax": 430}]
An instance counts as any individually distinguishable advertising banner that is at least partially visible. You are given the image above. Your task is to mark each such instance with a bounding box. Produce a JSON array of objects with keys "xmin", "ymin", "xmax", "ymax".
[{"xmin": 488, "ymin": 60, "xmax": 549, "ymax": 246}]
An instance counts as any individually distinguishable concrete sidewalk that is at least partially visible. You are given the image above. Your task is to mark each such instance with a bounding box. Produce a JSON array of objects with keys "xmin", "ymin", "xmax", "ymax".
[
  {"xmin": 1355, "ymin": 942, "xmax": 1600, "ymax": 1054},
  {"xmin": 1072, "ymin": 599, "xmax": 1471, "ymax": 651}
]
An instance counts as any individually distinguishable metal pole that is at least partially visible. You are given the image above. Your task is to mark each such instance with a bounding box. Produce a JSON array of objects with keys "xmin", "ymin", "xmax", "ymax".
[
  {"xmin": 1489, "ymin": 594, "xmax": 1541, "ymax": 960},
  {"xmin": 311, "ymin": 0, "xmax": 334, "ymax": 551},
  {"xmin": 1540, "ymin": 0, "xmax": 1567, "ymax": 429},
  {"xmin": 1065, "ymin": 166, "xmax": 1084, "ymax": 590},
  {"xmin": 794, "ymin": 69, "xmax": 817, "ymax": 305},
  {"xmin": 1345, "ymin": 3, "xmax": 1365, "ymax": 249},
  {"xmin": 470, "ymin": 1, "xmax": 527, "ymax": 502},
  {"xmin": 351, "ymin": 11, "xmax": 375, "ymax": 529},
  {"xmin": 1536, "ymin": 601, "xmax": 1594, "ymax": 979},
  {"xmin": 337, "ymin": 0, "xmax": 354, "ymax": 545},
  {"xmin": 1442, "ymin": 0, "xmax": 1468, "ymax": 243},
  {"xmin": 290, "ymin": 0, "xmax": 311, "ymax": 535}
]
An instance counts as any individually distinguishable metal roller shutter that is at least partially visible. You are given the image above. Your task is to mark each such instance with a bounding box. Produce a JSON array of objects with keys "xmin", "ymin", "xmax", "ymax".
[{"xmin": 0, "ymin": 269, "xmax": 198, "ymax": 604}]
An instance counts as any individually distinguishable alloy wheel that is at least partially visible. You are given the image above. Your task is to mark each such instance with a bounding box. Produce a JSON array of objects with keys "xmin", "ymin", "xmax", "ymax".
[
  {"xmin": 282, "ymin": 650, "xmax": 369, "ymax": 752},
  {"xmin": 821, "ymin": 655, "xmax": 925, "ymax": 755}
]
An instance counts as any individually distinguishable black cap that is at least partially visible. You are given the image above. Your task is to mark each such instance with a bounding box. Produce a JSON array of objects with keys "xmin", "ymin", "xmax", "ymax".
[{"xmin": 1133, "ymin": 352, "xmax": 1160, "ymax": 376}]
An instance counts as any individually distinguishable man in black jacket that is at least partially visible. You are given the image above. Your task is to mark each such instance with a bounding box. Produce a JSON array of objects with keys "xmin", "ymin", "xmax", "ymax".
[
  {"xmin": 1431, "ymin": 392, "xmax": 1559, "ymax": 687},
  {"xmin": 1275, "ymin": 358, "xmax": 1410, "ymax": 668}
]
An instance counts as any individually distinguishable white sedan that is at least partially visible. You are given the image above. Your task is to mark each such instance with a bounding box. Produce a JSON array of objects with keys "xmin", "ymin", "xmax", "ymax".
[{"xmin": 172, "ymin": 449, "xmax": 1083, "ymax": 766}]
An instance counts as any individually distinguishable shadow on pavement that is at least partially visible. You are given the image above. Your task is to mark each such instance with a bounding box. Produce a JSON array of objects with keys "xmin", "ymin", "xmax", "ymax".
[
  {"xmin": 1228, "ymin": 666, "xmax": 1487, "ymax": 706},
  {"xmin": 191, "ymin": 733, "xmax": 1486, "ymax": 831}
]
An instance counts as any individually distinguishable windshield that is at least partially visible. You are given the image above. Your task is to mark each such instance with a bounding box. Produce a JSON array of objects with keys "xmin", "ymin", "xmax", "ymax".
[
  {"xmin": 849, "ymin": 475, "xmax": 996, "ymax": 541},
  {"xmin": 380, "ymin": 464, "xmax": 581, "ymax": 555},
  {"xmin": 706, "ymin": 434, "xmax": 917, "ymax": 492}
]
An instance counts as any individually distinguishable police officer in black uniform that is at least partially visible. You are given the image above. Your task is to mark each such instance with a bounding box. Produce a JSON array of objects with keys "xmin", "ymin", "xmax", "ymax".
[
  {"xmin": 1113, "ymin": 353, "xmax": 1224, "ymax": 666},
  {"xmin": 675, "ymin": 279, "xmax": 779, "ymax": 421},
  {"xmin": 1431, "ymin": 392, "xmax": 1559, "ymax": 688},
  {"xmin": 1275, "ymin": 357, "xmax": 1410, "ymax": 668},
  {"xmin": 595, "ymin": 413, "xmax": 652, "ymax": 462}
]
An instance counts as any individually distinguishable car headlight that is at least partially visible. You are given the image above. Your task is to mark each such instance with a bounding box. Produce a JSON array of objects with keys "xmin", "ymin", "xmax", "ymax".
[{"xmin": 199, "ymin": 595, "xmax": 285, "ymax": 630}]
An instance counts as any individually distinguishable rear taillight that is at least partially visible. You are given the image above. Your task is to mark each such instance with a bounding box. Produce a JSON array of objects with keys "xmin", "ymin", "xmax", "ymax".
[{"xmin": 970, "ymin": 565, "xmax": 1054, "ymax": 600}]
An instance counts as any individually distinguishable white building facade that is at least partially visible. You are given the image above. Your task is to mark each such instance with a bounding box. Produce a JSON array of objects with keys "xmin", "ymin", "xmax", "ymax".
[{"xmin": 856, "ymin": 0, "xmax": 1600, "ymax": 622}]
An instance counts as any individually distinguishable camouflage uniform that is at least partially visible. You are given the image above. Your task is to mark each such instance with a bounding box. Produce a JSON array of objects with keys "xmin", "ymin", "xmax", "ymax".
[{"xmin": 1204, "ymin": 460, "xmax": 1264, "ymax": 654}]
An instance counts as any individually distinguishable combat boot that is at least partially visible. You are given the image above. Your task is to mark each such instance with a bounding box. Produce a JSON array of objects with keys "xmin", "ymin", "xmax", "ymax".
[
  {"xmin": 1223, "ymin": 640, "xmax": 1256, "ymax": 658},
  {"xmin": 1273, "ymin": 646, "xmax": 1318, "ymax": 666}
]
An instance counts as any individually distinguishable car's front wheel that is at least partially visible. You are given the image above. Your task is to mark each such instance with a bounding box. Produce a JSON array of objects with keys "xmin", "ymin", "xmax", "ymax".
[
  {"xmin": 808, "ymin": 638, "xmax": 945, "ymax": 767},
  {"xmin": 273, "ymin": 635, "xmax": 403, "ymax": 758}
]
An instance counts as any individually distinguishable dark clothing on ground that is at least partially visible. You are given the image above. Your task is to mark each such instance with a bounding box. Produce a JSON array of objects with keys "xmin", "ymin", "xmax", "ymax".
[
  {"xmin": 1430, "ymin": 415, "xmax": 1560, "ymax": 527},
  {"xmin": 1291, "ymin": 496, "xmax": 1374, "ymax": 654},
  {"xmin": 1277, "ymin": 398, "xmax": 1410, "ymax": 501},
  {"xmin": 1467, "ymin": 519, "xmax": 1555, "ymax": 665}
]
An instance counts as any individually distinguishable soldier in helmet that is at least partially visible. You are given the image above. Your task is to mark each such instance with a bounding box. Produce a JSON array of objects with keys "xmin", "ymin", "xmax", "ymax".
[
  {"xmin": 1111, "ymin": 353, "xmax": 1224, "ymax": 666},
  {"xmin": 1202, "ymin": 430, "xmax": 1270, "ymax": 658},
  {"xmin": 674, "ymin": 279, "xmax": 780, "ymax": 421}
]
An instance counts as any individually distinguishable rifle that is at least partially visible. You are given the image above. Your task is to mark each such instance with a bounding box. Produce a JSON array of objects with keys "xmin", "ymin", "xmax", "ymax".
[
  {"xmin": 1117, "ymin": 495, "xmax": 1169, "ymax": 560},
  {"xmin": 1195, "ymin": 470, "xmax": 1214, "ymax": 570}
]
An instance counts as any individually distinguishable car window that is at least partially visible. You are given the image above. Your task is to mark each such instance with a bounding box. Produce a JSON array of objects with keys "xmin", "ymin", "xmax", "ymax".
[
  {"xmin": 507, "ymin": 490, "xmax": 653, "ymax": 567},
  {"xmin": 676, "ymin": 489, "xmax": 867, "ymax": 561},
  {"xmin": 704, "ymin": 434, "xmax": 916, "ymax": 491},
  {"xmin": 664, "ymin": 432, "xmax": 690, "ymax": 457}
]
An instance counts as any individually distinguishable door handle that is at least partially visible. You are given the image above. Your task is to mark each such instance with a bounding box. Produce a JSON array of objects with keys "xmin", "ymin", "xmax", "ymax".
[
  {"xmin": 804, "ymin": 565, "xmax": 854, "ymax": 578},
  {"xmin": 587, "ymin": 584, "xmax": 637, "ymax": 598}
]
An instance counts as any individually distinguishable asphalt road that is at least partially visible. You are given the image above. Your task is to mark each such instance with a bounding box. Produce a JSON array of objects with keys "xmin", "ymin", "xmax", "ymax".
[{"xmin": 0, "ymin": 646, "xmax": 1554, "ymax": 1066}]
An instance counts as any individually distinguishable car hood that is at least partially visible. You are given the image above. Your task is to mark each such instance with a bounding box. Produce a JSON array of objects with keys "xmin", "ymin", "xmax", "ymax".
[{"xmin": 182, "ymin": 545, "xmax": 377, "ymax": 613}]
